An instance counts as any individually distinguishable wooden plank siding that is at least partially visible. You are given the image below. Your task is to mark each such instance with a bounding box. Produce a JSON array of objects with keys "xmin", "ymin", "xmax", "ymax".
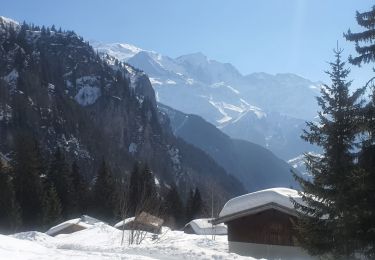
[
  {"xmin": 50, "ymin": 224, "xmax": 87, "ymax": 237},
  {"xmin": 226, "ymin": 209, "xmax": 298, "ymax": 246}
]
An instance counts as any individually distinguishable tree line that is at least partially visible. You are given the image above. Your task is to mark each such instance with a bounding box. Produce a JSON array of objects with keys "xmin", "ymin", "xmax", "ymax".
[
  {"xmin": 293, "ymin": 5, "xmax": 375, "ymax": 258},
  {"xmin": 0, "ymin": 133, "xmax": 204, "ymax": 234}
]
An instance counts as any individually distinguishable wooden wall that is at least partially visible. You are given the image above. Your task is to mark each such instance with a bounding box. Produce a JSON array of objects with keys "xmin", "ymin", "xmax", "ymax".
[
  {"xmin": 52, "ymin": 224, "xmax": 86, "ymax": 236},
  {"xmin": 226, "ymin": 209, "xmax": 297, "ymax": 246}
]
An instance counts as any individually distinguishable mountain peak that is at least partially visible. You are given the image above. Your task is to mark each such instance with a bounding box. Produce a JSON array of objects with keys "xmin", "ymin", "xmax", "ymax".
[
  {"xmin": 90, "ymin": 41, "xmax": 144, "ymax": 62},
  {"xmin": 176, "ymin": 52, "xmax": 208, "ymax": 64}
]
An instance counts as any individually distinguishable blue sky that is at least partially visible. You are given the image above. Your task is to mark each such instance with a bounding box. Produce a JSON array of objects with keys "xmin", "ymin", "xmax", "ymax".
[{"xmin": 1, "ymin": 0, "xmax": 374, "ymax": 85}]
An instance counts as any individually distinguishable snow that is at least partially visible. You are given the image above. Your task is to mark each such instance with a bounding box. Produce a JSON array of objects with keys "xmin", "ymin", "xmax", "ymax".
[
  {"xmin": 149, "ymin": 77, "xmax": 163, "ymax": 85},
  {"xmin": 166, "ymin": 79, "xmax": 176, "ymax": 85},
  {"xmin": 219, "ymin": 187, "xmax": 302, "ymax": 218},
  {"xmin": 128, "ymin": 142, "xmax": 138, "ymax": 154},
  {"xmin": 114, "ymin": 217, "xmax": 135, "ymax": 229},
  {"xmin": 47, "ymin": 83, "xmax": 55, "ymax": 95},
  {"xmin": 168, "ymin": 147, "xmax": 181, "ymax": 166},
  {"xmin": 74, "ymin": 86, "xmax": 101, "ymax": 106},
  {"xmin": 185, "ymin": 218, "xmax": 227, "ymax": 235},
  {"xmin": 154, "ymin": 177, "xmax": 160, "ymax": 186},
  {"xmin": 2, "ymin": 69, "xmax": 19, "ymax": 91},
  {"xmin": 73, "ymin": 76, "xmax": 102, "ymax": 106},
  {"xmin": 91, "ymin": 42, "xmax": 143, "ymax": 61},
  {"xmin": 226, "ymin": 85, "xmax": 240, "ymax": 94},
  {"xmin": 45, "ymin": 218, "xmax": 94, "ymax": 236},
  {"xmin": 0, "ymin": 104, "xmax": 12, "ymax": 122},
  {"xmin": 0, "ymin": 16, "xmax": 19, "ymax": 28},
  {"xmin": 1, "ymin": 223, "xmax": 257, "ymax": 259},
  {"xmin": 186, "ymin": 78, "xmax": 194, "ymax": 85},
  {"xmin": 209, "ymin": 100, "xmax": 233, "ymax": 124}
]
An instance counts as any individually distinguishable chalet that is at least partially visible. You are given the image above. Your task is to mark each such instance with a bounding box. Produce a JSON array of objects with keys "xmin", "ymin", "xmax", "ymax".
[
  {"xmin": 183, "ymin": 218, "xmax": 227, "ymax": 235},
  {"xmin": 114, "ymin": 212, "xmax": 164, "ymax": 234},
  {"xmin": 46, "ymin": 215, "xmax": 101, "ymax": 237},
  {"xmin": 212, "ymin": 188, "xmax": 316, "ymax": 260}
]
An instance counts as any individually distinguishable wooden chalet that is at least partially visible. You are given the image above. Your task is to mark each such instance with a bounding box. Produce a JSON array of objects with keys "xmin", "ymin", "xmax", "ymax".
[
  {"xmin": 212, "ymin": 188, "xmax": 316, "ymax": 259},
  {"xmin": 114, "ymin": 212, "xmax": 164, "ymax": 234}
]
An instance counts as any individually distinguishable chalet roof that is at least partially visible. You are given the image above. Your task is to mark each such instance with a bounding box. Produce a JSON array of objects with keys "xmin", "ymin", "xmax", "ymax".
[
  {"xmin": 114, "ymin": 217, "xmax": 135, "ymax": 228},
  {"xmin": 213, "ymin": 188, "xmax": 302, "ymax": 224},
  {"xmin": 136, "ymin": 212, "xmax": 164, "ymax": 228},
  {"xmin": 114, "ymin": 212, "xmax": 163, "ymax": 229},
  {"xmin": 184, "ymin": 218, "xmax": 227, "ymax": 235},
  {"xmin": 45, "ymin": 215, "xmax": 102, "ymax": 236}
]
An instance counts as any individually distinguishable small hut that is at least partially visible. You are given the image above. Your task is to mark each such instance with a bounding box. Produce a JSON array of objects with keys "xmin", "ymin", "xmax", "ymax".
[
  {"xmin": 184, "ymin": 218, "xmax": 227, "ymax": 235},
  {"xmin": 114, "ymin": 212, "xmax": 164, "ymax": 234},
  {"xmin": 212, "ymin": 188, "xmax": 315, "ymax": 259},
  {"xmin": 46, "ymin": 215, "xmax": 101, "ymax": 237}
]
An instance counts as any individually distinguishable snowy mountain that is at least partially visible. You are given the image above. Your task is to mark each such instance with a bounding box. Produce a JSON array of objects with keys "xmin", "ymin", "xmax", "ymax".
[
  {"xmin": 92, "ymin": 42, "xmax": 321, "ymax": 160},
  {"xmin": 0, "ymin": 17, "xmax": 245, "ymax": 202},
  {"xmin": 159, "ymin": 104, "xmax": 298, "ymax": 191}
]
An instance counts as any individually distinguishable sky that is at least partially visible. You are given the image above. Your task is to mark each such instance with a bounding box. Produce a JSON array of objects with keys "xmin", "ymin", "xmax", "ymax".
[{"xmin": 1, "ymin": 0, "xmax": 374, "ymax": 86}]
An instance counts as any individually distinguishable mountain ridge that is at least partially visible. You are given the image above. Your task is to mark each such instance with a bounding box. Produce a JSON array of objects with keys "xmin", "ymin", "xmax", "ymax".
[{"xmin": 92, "ymin": 41, "xmax": 321, "ymax": 160}]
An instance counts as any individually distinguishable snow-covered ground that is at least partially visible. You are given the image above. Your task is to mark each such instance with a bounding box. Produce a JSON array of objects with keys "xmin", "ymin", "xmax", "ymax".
[{"xmin": 1, "ymin": 223, "xmax": 258, "ymax": 259}]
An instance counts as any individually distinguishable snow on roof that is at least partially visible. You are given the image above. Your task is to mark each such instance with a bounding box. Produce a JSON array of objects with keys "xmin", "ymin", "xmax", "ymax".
[
  {"xmin": 185, "ymin": 218, "xmax": 227, "ymax": 235},
  {"xmin": 45, "ymin": 215, "xmax": 101, "ymax": 236},
  {"xmin": 219, "ymin": 187, "xmax": 302, "ymax": 219},
  {"xmin": 80, "ymin": 215, "xmax": 102, "ymax": 225},
  {"xmin": 114, "ymin": 217, "xmax": 135, "ymax": 228}
]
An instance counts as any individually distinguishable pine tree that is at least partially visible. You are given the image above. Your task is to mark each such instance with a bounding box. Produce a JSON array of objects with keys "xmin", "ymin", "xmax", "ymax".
[
  {"xmin": 128, "ymin": 163, "xmax": 159, "ymax": 216},
  {"xmin": 185, "ymin": 189, "xmax": 194, "ymax": 222},
  {"xmin": 345, "ymin": 6, "xmax": 375, "ymax": 256},
  {"xmin": 42, "ymin": 185, "xmax": 62, "ymax": 228},
  {"xmin": 92, "ymin": 159, "xmax": 116, "ymax": 221},
  {"xmin": 344, "ymin": 6, "xmax": 375, "ymax": 69},
  {"xmin": 13, "ymin": 134, "xmax": 45, "ymax": 230},
  {"xmin": 164, "ymin": 185, "xmax": 184, "ymax": 229},
  {"xmin": 128, "ymin": 163, "xmax": 141, "ymax": 216},
  {"xmin": 185, "ymin": 188, "xmax": 203, "ymax": 222},
  {"xmin": 0, "ymin": 160, "xmax": 21, "ymax": 234},
  {"xmin": 292, "ymin": 47, "xmax": 365, "ymax": 257},
  {"xmin": 69, "ymin": 161, "xmax": 88, "ymax": 216},
  {"xmin": 46, "ymin": 148, "xmax": 73, "ymax": 217},
  {"xmin": 192, "ymin": 188, "xmax": 203, "ymax": 218}
]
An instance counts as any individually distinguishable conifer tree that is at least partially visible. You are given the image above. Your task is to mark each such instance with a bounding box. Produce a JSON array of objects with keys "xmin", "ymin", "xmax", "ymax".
[
  {"xmin": 345, "ymin": 6, "xmax": 375, "ymax": 256},
  {"xmin": 128, "ymin": 163, "xmax": 141, "ymax": 216},
  {"xmin": 293, "ymin": 47, "xmax": 365, "ymax": 257},
  {"xmin": 47, "ymin": 148, "xmax": 73, "ymax": 217},
  {"xmin": 345, "ymin": 6, "xmax": 375, "ymax": 70},
  {"xmin": 185, "ymin": 189, "xmax": 195, "ymax": 222},
  {"xmin": 164, "ymin": 185, "xmax": 184, "ymax": 228},
  {"xmin": 185, "ymin": 188, "xmax": 203, "ymax": 222},
  {"xmin": 13, "ymin": 134, "xmax": 45, "ymax": 230},
  {"xmin": 42, "ymin": 185, "xmax": 62, "ymax": 228},
  {"xmin": 92, "ymin": 159, "xmax": 116, "ymax": 221},
  {"xmin": 0, "ymin": 160, "xmax": 21, "ymax": 234},
  {"xmin": 192, "ymin": 188, "xmax": 203, "ymax": 218},
  {"xmin": 70, "ymin": 161, "xmax": 88, "ymax": 216},
  {"xmin": 128, "ymin": 163, "xmax": 159, "ymax": 216}
]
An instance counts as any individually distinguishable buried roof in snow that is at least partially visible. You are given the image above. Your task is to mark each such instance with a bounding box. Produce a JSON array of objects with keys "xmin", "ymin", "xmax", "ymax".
[
  {"xmin": 114, "ymin": 217, "xmax": 135, "ymax": 229},
  {"xmin": 184, "ymin": 218, "xmax": 227, "ymax": 235},
  {"xmin": 114, "ymin": 212, "xmax": 164, "ymax": 234},
  {"xmin": 45, "ymin": 215, "xmax": 102, "ymax": 236},
  {"xmin": 213, "ymin": 187, "xmax": 302, "ymax": 224}
]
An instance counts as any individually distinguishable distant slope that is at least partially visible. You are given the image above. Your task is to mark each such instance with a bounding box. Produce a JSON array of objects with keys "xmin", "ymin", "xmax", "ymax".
[
  {"xmin": 159, "ymin": 104, "xmax": 297, "ymax": 191},
  {"xmin": 93, "ymin": 42, "xmax": 320, "ymax": 160},
  {"xmin": 0, "ymin": 17, "xmax": 245, "ymax": 203}
]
